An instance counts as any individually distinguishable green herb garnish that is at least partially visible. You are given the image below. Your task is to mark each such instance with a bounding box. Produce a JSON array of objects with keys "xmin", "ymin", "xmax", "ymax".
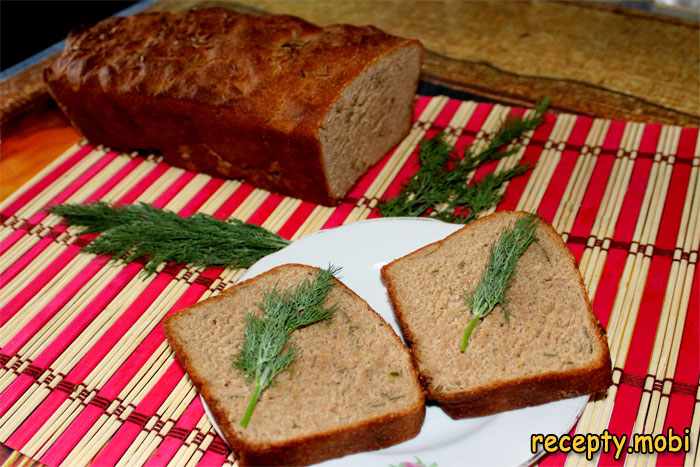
[
  {"xmin": 379, "ymin": 98, "xmax": 549, "ymax": 223},
  {"xmin": 460, "ymin": 214, "xmax": 538, "ymax": 352},
  {"xmin": 49, "ymin": 202, "xmax": 290, "ymax": 274},
  {"xmin": 235, "ymin": 266, "xmax": 340, "ymax": 427}
]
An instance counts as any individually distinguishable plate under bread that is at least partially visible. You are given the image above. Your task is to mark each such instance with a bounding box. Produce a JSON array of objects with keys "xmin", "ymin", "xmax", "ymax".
[{"xmin": 200, "ymin": 217, "xmax": 588, "ymax": 467}]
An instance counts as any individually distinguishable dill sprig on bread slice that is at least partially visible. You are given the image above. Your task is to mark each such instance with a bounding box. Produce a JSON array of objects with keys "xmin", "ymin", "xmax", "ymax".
[
  {"xmin": 382, "ymin": 212, "xmax": 611, "ymax": 418},
  {"xmin": 461, "ymin": 214, "xmax": 537, "ymax": 352},
  {"xmin": 164, "ymin": 264, "xmax": 424, "ymax": 466},
  {"xmin": 235, "ymin": 266, "xmax": 340, "ymax": 427}
]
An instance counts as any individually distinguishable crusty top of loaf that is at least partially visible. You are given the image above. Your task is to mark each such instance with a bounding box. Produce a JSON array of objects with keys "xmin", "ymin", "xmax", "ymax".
[
  {"xmin": 382, "ymin": 212, "xmax": 610, "ymax": 398},
  {"xmin": 164, "ymin": 264, "xmax": 423, "ymax": 449},
  {"xmin": 46, "ymin": 8, "xmax": 417, "ymax": 132}
]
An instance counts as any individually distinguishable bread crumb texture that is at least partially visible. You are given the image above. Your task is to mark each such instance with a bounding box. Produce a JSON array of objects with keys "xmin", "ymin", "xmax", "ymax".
[
  {"xmin": 167, "ymin": 265, "xmax": 421, "ymax": 444},
  {"xmin": 385, "ymin": 212, "xmax": 607, "ymax": 395}
]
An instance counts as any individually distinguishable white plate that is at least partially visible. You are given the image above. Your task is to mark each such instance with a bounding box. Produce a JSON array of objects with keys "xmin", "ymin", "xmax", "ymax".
[{"xmin": 201, "ymin": 217, "xmax": 588, "ymax": 467}]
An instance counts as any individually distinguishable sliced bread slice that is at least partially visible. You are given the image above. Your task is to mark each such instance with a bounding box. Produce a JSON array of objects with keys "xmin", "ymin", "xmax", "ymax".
[
  {"xmin": 381, "ymin": 211, "xmax": 611, "ymax": 418},
  {"xmin": 164, "ymin": 264, "xmax": 424, "ymax": 466}
]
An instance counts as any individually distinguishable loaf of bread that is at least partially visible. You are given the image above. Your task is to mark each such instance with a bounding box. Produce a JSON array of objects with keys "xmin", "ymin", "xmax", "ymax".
[
  {"xmin": 381, "ymin": 212, "xmax": 612, "ymax": 418},
  {"xmin": 164, "ymin": 264, "xmax": 425, "ymax": 466},
  {"xmin": 44, "ymin": 8, "xmax": 423, "ymax": 205}
]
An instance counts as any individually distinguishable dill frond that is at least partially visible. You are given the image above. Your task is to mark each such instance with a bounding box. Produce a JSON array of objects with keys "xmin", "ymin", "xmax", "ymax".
[
  {"xmin": 379, "ymin": 98, "xmax": 549, "ymax": 223},
  {"xmin": 460, "ymin": 215, "xmax": 538, "ymax": 352},
  {"xmin": 49, "ymin": 202, "xmax": 290, "ymax": 274},
  {"xmin": 234, "ymin": 266, "xmax": 340, "ymax": 427}
]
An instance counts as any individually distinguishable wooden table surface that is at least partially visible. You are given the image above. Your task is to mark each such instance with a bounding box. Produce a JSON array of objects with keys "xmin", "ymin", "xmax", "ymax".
[{"xmin": 1, "ymin": 107, "xmax": 80, "ymax": 202}]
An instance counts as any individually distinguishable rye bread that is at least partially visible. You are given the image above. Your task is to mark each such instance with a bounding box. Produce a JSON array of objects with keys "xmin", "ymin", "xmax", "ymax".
[
  {"xmin": 44, "ymin": 8, "xmax": 423, "ymax": 205},
  {"xmin": 164, "ymin": 264, "xmax": 425, "ymax": 466},
  {"xmin": 381, "ymin": 211, "xmax": 612, "ymax": 418}
]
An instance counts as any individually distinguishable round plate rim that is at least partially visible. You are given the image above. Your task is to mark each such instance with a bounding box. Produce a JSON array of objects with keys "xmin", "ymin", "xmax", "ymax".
[{"xmin": 199, "ymin": 217, "xmax": 589, "ymax": 467}]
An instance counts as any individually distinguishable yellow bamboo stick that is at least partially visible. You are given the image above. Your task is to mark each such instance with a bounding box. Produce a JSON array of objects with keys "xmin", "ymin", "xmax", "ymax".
[
  {"xmin": 117, "ymin": 378, "xmax": 194, "ymax": 466},
  {"xmin": 579, "ymin": 125, "xmax": 677, "ymax": 467},
  {"xmin": 13, "ymin": 148, "xmax": 106, "ymax": 220},
  {"xmin": 4, "ymin": 175, "xmax": 217, "ymax": 450},
  {"xmin": 363, "ymin": 96, "xmax": 448, "ymax": 200},
  {"xmin": 17, "ymin": 264, "xmax": 120, "ymax": 359},
  {"xmin": 0, "ymin": 254, "xmax": 94, "ymax": 336},
  {"xmin": 64, "ymin": 343, "xmax": 172, "ymax": 465},
  {"xmin": 260, "ymin": 198, "xmax": 301, "ymax": 233},
  {"xmin": 0, "ymin": 143, "xmax": 88, "ymax": 211},
  {"xmin": 0, "ymin": 156, "xmax": 132, "ymax": 273},
  {"xmin": 167, "ymin": 415, "xmax": 210, "ymax": 467},
  {"xmin": 134, "ymin": 386, "xmax": 198, "ymax": 463},
  {"xmin": 517, "ymin": 113, "xmax": 575, "ymax": 213},
  {"xmin": 685, "ymin": 381, "xmax": 700, "ymax": 467},
  {"xmin": 290, "ymin": 206, "xmax": 333, "ymax": 240},
  {"xmin": 227, "ymin": 189, "xmax": 267, "ymax": 222},
  {"xmin": 553, "ymin": 119, "xmax": 609, "ymax": 234},
  {"xmin": 566, "ymin": 121, "xmax": 649, "ymax": 467},
  {"xmin": 23, "ymin": 396, "xmax": 84, "ymax": 457},
  {"xmin": 629, "ymin": 153, "xmax": 699, "ymax": 467}
]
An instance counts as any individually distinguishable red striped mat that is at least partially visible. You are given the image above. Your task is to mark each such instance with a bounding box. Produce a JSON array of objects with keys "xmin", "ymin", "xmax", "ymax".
[{"xmin": 0, "ymin": 95, "xmax": 698, "ymax": 466}]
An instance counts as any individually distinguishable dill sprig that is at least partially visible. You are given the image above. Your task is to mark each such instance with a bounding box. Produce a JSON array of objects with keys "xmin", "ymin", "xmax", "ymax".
[
  {"xmin": 235, "ymin": 266, "xmax": 340, "ymax": 427},
  {"xmin": 460, "ymin": 214, "xmax": 538, "ymax": 352},
  {"xmin": 49, "ymin": 202, "xmax": 290, "ymax": 274},
  {"xmin": 379, "ymin": 98, "xmax": 549, "ymax": 223}
]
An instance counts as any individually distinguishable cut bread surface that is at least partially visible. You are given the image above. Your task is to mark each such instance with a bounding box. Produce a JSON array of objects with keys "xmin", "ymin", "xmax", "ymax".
[
  {"xmin": 320, "ymin": 44, "xmax": 421, "ymax": 199},
  {"xmin": 382, "ymin": 211, "xmax": 611, "ymax": 417},
  {"xmin": 164, "ymin": 264, "xmax": 424, "ymax": 465}
]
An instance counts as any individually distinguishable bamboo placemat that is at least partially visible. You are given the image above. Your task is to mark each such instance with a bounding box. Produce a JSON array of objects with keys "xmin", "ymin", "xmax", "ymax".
[{"xmin": 0, "ymin": 96, "xmax": 698, "ymax": 466}]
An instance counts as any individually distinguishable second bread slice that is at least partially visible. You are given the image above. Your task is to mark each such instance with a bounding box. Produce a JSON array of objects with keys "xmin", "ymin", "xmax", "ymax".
[
  {"xmin": 381, "ymin": 212, "xmax": 611, "ymax": 418},
  {"xmin": 165, "ymin": 264, "xmax": 424, "ymax": 466}
]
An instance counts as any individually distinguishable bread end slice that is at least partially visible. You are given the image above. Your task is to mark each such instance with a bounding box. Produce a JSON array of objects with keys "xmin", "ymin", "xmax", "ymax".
[
  {"xmin": 320, "ymin": 42, "xmax": 422, "ymax": 200},
  {"xmin": 164, "ymin": 264, "xmax": 424, "ymax": 465},
  {"xmin": 381, "ymin": 212, "xmax": 611, "ymax": 418}
]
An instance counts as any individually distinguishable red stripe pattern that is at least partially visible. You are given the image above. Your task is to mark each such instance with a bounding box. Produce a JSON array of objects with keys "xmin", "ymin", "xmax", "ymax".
[{"xmin": 0, "ymin": 96, "xmax": 697, "ymax": 466}]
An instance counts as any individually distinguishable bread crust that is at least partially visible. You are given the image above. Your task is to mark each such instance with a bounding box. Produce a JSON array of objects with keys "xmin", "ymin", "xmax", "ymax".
[
  {"xmin": 44, "ymin": 8, "xmax": 422, "ymax": 206},
  {"xmin": 381, "ymin": 211, "xmax": 612, "ymax": 418},
  {"xmin": 164, "ymin": 263, "xmax": 425, "ymax": 466}
]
